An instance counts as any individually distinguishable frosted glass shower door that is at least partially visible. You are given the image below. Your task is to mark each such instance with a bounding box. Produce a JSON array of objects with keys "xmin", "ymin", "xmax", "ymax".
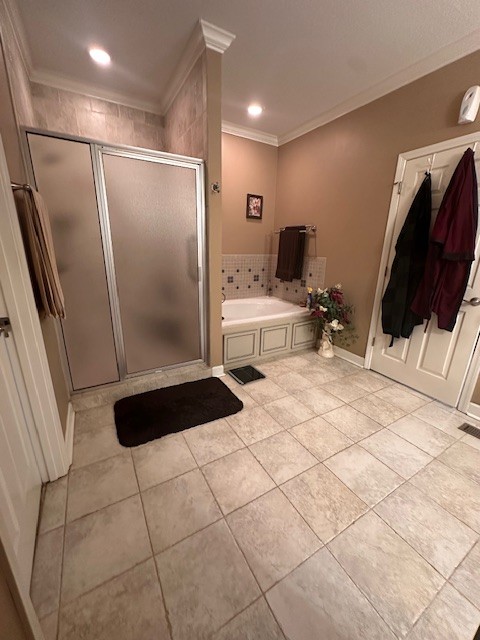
[{"xmin": 100, "ymin": 151, "xmax": 204, "ymax": 375}]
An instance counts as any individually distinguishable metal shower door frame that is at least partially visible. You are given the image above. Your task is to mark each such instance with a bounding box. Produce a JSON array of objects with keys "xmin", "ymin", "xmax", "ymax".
[{"xmin": 91, "ymin": 144, "xmax": 207, "ymax": 380}]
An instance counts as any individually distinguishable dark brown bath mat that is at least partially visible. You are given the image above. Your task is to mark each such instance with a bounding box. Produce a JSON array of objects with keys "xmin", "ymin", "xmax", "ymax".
[{"xmin": 114, "ymin": 377, "xmax": 243, "ymax": 447}]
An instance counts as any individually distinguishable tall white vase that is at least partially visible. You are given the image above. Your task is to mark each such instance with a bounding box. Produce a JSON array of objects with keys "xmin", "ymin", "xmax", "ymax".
[{"xmin": 318, "ymin": 330, "xmax": 334, "ymax": 358}]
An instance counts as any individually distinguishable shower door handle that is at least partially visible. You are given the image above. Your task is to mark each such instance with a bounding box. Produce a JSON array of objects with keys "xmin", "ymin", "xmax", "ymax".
[
  {"xmin": 464, "ymin": 297, "xmax": 480, "ymax": 307},
  {"xmin": 0, "ymin": 317, "xmax": 12, "ymax": 338}
]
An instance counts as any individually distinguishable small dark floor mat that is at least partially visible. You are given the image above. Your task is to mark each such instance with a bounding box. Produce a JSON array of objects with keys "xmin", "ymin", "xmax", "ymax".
[
  {"xmin": 114, "ymin": 377, "xmax": 243, "ymax": 447},
  {"xmin": 228, "ymin": 365, "xmax": 265, "ymax": 385}
]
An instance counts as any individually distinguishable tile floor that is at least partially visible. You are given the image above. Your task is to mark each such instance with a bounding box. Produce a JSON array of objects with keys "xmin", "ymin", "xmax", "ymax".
[{"xmin": 31, "ymin": 351, "xmax": 480, "ymax": 640}]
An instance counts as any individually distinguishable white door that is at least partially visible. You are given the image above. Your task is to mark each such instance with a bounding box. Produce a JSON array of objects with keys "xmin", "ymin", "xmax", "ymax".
[
  {"xmin": 370, "ymin": 138, "xmax": 480, "ymax": 406},
  {"xmin": 0, "ymin": 282, "xmax": 42, "ymax": 590}
]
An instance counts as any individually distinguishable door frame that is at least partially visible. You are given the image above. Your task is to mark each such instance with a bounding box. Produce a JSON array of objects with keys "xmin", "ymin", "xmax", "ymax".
[
  {"xmin": 365, "ymin": 132, "xmax": 480, "ymax": 410},
  {"xmin": 0, "ymin": 136, "xmax": 69, "ymax": 481}
]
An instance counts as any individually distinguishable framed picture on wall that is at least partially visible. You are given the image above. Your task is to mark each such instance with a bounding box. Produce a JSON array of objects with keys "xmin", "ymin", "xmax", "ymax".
[{"xmin": 246, "ymin": 193, "xmax": 263, "ymax": 220}]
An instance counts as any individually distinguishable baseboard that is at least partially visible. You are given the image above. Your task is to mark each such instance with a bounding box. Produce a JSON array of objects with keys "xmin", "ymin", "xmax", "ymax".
[
  {"xmin": 466, "ymin": 402, "xmax": 480, "ymax": 422},
  {"xmin": 211, "ymin": 365, "xmax": 225, "ymax": 377},
  {"xmin": 333, "ymin": 345, "xmax": 365, "ymax": 368},
  {"xmin": 65, "ymin": 402, "xmax": 75, "ymax": 467}
]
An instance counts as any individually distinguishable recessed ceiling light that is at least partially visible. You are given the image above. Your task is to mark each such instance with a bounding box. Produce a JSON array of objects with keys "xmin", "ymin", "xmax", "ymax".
[
  {"xmin": 247, "ymin": 104, "xmax": 263, "ymax": 117},
  {"xmin": 89, "ymin": 48, "xmax": 111, "ymax": 66}
]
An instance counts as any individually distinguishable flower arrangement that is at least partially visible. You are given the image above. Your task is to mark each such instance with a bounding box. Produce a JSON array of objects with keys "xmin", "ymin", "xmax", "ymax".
[{"xmin": 308, "ymin": 284, "xmax": 357, "ymax": 348}]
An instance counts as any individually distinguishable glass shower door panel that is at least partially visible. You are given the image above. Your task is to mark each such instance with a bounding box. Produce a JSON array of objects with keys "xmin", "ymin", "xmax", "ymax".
[
  {"xmin": 102, "ymin": 154, "xmax": 201, "ymax": 374},
  {"xmin": 27, "ymin": 134, "xmax": 119, "ymax": 389}
]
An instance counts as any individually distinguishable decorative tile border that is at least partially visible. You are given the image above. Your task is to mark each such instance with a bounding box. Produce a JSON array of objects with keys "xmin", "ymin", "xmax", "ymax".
[{"xmin": 221, "ymin": 254, "xmax": 326, "ymax": 303}]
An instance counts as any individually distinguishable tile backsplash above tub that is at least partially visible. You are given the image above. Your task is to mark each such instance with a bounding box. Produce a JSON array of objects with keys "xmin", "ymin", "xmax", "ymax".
[{"xmin": 222, "ymin": 254, "xmax": 326, "ymax": 303}]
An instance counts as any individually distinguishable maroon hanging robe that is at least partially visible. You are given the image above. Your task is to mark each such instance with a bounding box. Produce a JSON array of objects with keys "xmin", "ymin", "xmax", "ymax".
[{"xmin": 411, "ymin": 148, "xmax": 478, "ymax": 331}]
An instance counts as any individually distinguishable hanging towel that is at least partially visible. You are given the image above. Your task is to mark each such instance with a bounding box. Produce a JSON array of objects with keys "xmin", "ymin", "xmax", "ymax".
[
  {"xmin": 382, "ymin": 173, "xmax": 431, "ymax": 345},
  {"xmin": 275, "ymin": 226, "xmax": 306, "ymax": 282},
  {"xmin": 18, "ymin": 189, "xmax": 65, "ymax": 319},
  {"xmin": 411, "ymin": 148, "xmax": 478, "ymax": 331}
]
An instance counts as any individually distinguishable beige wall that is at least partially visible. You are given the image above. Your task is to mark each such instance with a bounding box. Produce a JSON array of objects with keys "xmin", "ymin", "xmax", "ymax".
[
  {"xmin": 222, "ymin": 133, "xmax": 277, "ymax": 254},
  {"xmin": 164, "ymin": 55, "xmax": 207, "ymax": 158},
  {"xmin": 472, "ymin": 375, "xmax": 480, "ymax": 405},
  {"xmin": 0, "ymin": 571, "xmax": 28, "ymax": 640},
  {"xmin": 31, "ymin": 83, "xmax": 165, "ymax": 150},
  {"xmin": 276, "ymin": 50, "xmax": 480, "ymax": 358}
]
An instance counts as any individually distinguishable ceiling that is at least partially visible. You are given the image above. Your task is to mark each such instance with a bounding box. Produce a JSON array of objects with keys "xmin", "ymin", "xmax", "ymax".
[{"xmin": 12, "ymin": 0, "xmax": 480, "ymax": 142}]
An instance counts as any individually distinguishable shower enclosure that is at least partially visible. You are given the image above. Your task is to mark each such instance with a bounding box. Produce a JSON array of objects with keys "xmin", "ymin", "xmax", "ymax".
[{"xmin": 25, "ymin": 131, "xmax": 206, "ymax": 391}]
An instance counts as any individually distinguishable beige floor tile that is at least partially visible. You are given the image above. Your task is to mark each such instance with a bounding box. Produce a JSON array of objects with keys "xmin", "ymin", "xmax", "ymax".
[
  {"xmin": 301, "ymin": 367, "xmax": 342, "ymax": 385},
  {"xmin": 203, "ymin": 448, "xmax": 275, "ymax": 514},
  {"xmin": 321, "ymin": 378, "xmax": 368, "ymax": 402},
  {"xmin": 62, "ymin": 495, "xmax": 151, "ymax": 603},
  {"xmin": 323, "ymin": 404, "xmax": 382, "ymax": 441},
  {"xmin": 132, "ymin": 433, "xmax": 197, "ymax": 491},
  {"xmin": 267, "ymin": 548, "xmax": 397, "ymax": 640},
  {"xmin": 275, "ymin": 371, "xmax": 313, "ymax": 393},
  {"xmin": 344, "ymin": 370, "xmax": 393, "ymax": 392},
  {"xmin": 257, "ymin": 361, "xmax": 291, "ymax": 378},
  {"xmin": 67, "ymin": 452, "xmax": 138, "ymax": 522},
  {"xmin": 388, "ymin": 414, "xmax": 455, "ymax": 456},
  {"xmin": 329, "ymin": 512, "xmax": 443, "ymax": 637},
  {"xmin": 406, "ymin": 584, "xmax": 480, "ymax": 640},
  {"xmin": 282, "ymin": 464, "xmax": 367, "ymax": 542},
  {"xmin": 290, "ymin": 416, "xmax": 352, "ymax": 461},
  {"xmin": 294, "ymin": 387, "xmax": 344, "ymax": 415},
  {"xmin": 375, "ymin": 483, "xmax": 478, "ymax": 578},
  {"xmin": 374, "ymin": 384, "xmax": 429, "ymax": 412},
  {"xmin": 250, "ymin": 431, "xmax": 317, "ymax": 484},
  {"xmin": 231, "ymin": 386, "xmax": 258, "ymax": 409},
  {"xmin": 212, "ymin": 598, "xmax": 284, "ymax": 640},
  {"xmin": 30, "ymin": 527, "xmax": 64, "ymax": 618},
  {"xmin": 361, "ymin": 429, "xmax": 432, "ymax": 478},
  {"xmin": 226, "ymin": 406, "xmax": 283, "ymax": 445},
  {"xmin": 351, "ymin": 394, "xmax": 406, "ymax": 426},
  {"xmin": 40, "ymin": 611, "xmax": 58, "ymax": 640},
  {"xmin": 227, "ymin": 489, "xmax": 320, "ymax": 590},
  {"xmin": 244, "ymin": 379, "xmax": 289, "ymax": 404},
  {"xmin": 72, "ymin": 424, "xmax": 124, "ymax": 469},
  {"xmin": 410, "ymin": 461, "xmax": 480, "ymax": 532},
  {"xmin": 413, "ymin": 402, "xmax": 466, "ymax": 438},
  {"xmin": 74, "ymin": 404, "xmax": 114, "ymax": 434},
  {"xmin": 313, "ymin": 356, "xmax": 361, "ymax": 376},
  {"xmin": 264, "ymin": 396, "xmax": 315, "ymax": 429},
  {"xmin": 461, "ymin": 431, "xmax": 480, "ymax": 451},
  {"xmin": 38, "ymin": 477, "xmax": 67, "ymax": 534},
  {"xmin": 438, "ymin": 441, "xmax": 480, "ymax": 484},
  {"xmin": 142, "ymin": 468, "xmax": 221, "ymax": 553},
  {"xmin": 278, "ymin": 354, "xmax": 310, "ymax": 370},
  {"xmin": 156, "ymin": 520, "xmax": 259, "ymax": 640},
  {"xmin": 184, "ymin": 419, "xmax": 244, "ymax": 465},
  {"xmin": 58, "ymin": 560, "xmax": 169, "ymax": 640},
  {"xmin": 325, "ymin": 444, "xmax": 403, "ymax": 507},
  {"xmin": 450, "ymin": 541, "xmax": 480, "ymax": 609}
]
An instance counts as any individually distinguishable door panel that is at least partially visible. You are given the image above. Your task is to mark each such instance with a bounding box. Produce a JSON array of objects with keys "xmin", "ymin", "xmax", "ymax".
[
  {"xmin": 27, "ymin": 134, "xmax": 119, "ymax": 390},
  {"xmin": 371, "ymin": 141, "xmax": 480, "ymax": 406},
  {"xmin": 101, "ymin": 152, "xmax": 202, "ymax": 375},
  {"xmin": 0, "ymin": 285, "xmax": 41, "ymax": 589}
]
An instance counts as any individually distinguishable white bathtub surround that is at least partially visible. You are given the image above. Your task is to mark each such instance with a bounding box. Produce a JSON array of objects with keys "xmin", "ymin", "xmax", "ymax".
[
  {"xmin": 222, "ymin": 297, "xmax": 316, "ymax": 366},
  {"xmin": 222, "ymin": 254, "xmax": 326, "ymax": 303}
]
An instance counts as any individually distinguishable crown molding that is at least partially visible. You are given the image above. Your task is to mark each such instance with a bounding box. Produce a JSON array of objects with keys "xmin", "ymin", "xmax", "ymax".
[
  {"xmin": 222, "ymin": 121, "xmax": 278, "ymax": 146},
  {"xmin": 279, "ymin": 29, "xmax": 480, "ymax": 146},
  {"xmin": 30, "ymin": 68, "xmax": 163, "ymax": 115},
  {"xmin": 160, "ymin": 20, "xmax": 235, "ymax": 115},
  {"xmin": 200, "ymin": 19, "xmax": 236, "ymax": 54},
  {"xmin": 2, "ymin": 0, "xmax": 32, "ymax": 74}
]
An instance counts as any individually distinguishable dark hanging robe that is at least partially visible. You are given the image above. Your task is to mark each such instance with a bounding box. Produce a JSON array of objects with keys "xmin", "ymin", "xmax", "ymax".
[
  {"xmin": 411, "ymin": 148, "xmax": 478, "ymax": 331},
  {"xmin": 382, "ymin": 173, "xmax": 431, "ymax": 345},
  {"xmin": 275, "ymin": 226, "xmax": 306, "ymax": 281}
]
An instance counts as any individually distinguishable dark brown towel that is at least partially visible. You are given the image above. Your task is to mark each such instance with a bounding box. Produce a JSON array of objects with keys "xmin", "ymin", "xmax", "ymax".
[{"xmin": 275, "ymin": 226, "xmax": 306, "ymax": 281}]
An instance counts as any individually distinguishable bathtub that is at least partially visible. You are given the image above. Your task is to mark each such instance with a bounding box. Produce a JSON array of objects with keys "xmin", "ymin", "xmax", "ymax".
[{"xmin": 222, "ymin": 297, "xmax": 316, "ymax": 365}]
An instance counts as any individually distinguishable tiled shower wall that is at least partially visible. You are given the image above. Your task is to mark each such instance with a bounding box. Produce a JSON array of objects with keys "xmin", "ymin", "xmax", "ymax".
[{"xmin": 222, "ymin": 254, "xmax": 326, "ymax": 304}]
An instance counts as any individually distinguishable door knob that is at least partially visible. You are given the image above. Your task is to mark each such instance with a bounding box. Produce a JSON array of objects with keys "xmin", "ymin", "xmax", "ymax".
[
  {"xmin": 0, "ymin": 317, "xmax": 11, "ymax": 337},
  {"xmin": 464, "ymin": 297, "xmax": 480, "ymax": 307}
]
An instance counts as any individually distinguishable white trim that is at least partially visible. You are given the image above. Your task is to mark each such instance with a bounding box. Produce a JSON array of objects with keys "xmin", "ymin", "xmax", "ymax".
[
  {"xmin": 365, "ymin": 131, "xmax": 480, "ymax": 410},
  {"xmin": 2, "ymin": 0, "xmax": 32, "ymax": 74},
  {"xmin": 211, "ymin": 364, "xmax": 225, "ymax": 377},
  {"xmin": 222, "ymin": 121, "xmax": 279, "ymax": 146},
  {"xmin": 333, "ymin": 345, "xmax": 364, "ymax": 368},
  {"xmin": 466, "ymin": 402, "xmax": 480, "ymax": 422},
  {"xmin": 65, "ymin": 402, "xmax": 75, "ymax": 467},
  {"xmin": 31, "ymin": 68, "xmax": 163, "ymax": 116},
  {"xmin": 200, "ymin": 20, "xmax": 236, "ymax": 54},
  {"xmin": 0, "ymin": 136, "xmax": 69, "ymax": 480},
  {"xmin": 278, "ymin": 29, "xmax": 480, "ymax": 146}
]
